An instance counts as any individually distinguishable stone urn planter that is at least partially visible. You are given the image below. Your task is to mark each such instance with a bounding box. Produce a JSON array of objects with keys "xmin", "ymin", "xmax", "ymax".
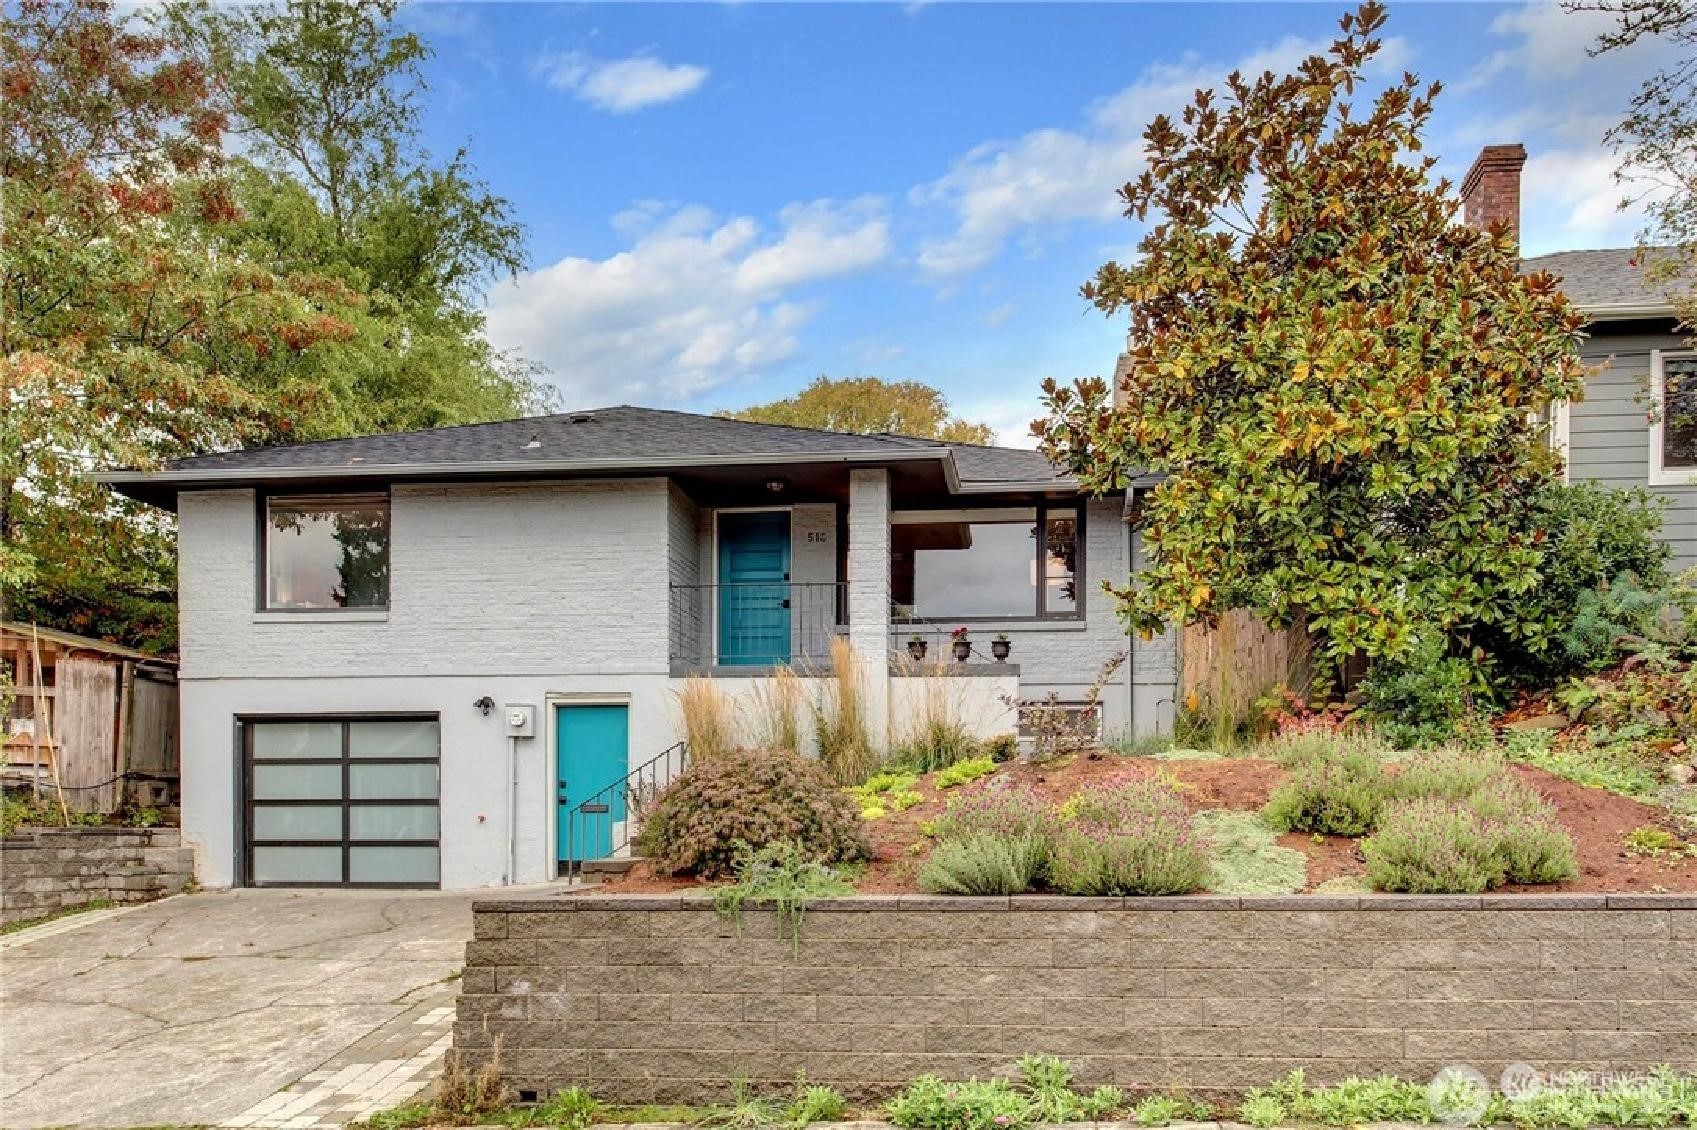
[
  {"xmin": 991, "ymin": 635, "xmax": 1012, "ymax": 662},
  {"xmin": 951, "ymin": 633, "xmax": 972, "ymax": 662},
  {"xmin": 907, "ymin": 637, "xmax": 928, "ymax": 662}
]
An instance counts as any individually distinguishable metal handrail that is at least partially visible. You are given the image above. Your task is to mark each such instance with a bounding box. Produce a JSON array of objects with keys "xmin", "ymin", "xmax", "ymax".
[
  {"xmin": 560, "ymin": 741, "xmax": 688, "ymax": 878},
  {"xmin": 668, "ymin": 580, "xmax": 847, "ymax": 667}
]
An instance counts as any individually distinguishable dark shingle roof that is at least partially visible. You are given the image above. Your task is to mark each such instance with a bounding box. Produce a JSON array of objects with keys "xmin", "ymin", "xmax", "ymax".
[
  {"xmin": 1521, "ymin": 248, "xmax": 1678, "ymax": 313},
  {"xmin": 166, "ymin": 405, "xmax": 938, "ymax": 472}
]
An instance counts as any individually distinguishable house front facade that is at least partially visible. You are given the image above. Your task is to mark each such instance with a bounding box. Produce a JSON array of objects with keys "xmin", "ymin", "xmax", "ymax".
[
  {"xmin": 103, "ymin": 408, "xmax": 1174, "ymax": 891},
  {"xmin": 1462, "ymin": 144, "xmax": 1696, "ymax": 564}
]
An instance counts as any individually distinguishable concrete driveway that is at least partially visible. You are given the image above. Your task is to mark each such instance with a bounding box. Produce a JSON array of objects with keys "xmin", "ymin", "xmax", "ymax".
[{"xmin": 0, "ymin": 887, "xmax": 503, "ymax": 1129}]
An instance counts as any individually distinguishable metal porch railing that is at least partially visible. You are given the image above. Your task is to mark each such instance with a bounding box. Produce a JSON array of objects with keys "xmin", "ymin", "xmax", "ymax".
[
  {"xmin": 560, "ymin": 741, "xmax": 688, "ymax": 877},
  {"xmin": 669, "ymin": 581, "xmax": 847, "ymax": 668}
]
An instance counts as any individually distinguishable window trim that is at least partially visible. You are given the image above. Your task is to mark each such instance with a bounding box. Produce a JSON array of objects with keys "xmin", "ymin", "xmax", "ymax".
[
  {"xmin": 1649, "ymin": 350, "xmax": 1697, "ymax": 488},
  {"xmin": 256, "ymin": 490, "xmax": 393, "ymax": 612},
  {"xmin": 239, "ymin": 712, "xmax": 440, "ymax": 889},
  {"xmin": 890, "ymin": 501, "xmax": 1086, "ymax": 624}
]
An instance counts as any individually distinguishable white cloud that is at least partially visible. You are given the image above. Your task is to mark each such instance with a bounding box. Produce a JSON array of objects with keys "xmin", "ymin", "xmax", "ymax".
[
  {"xmin": 531, "ymin": 50, "xmax": 709, "ymax": 112},
  {"xmin": 1461, "ymin": 1, "xmax": 1618, "ymax": 91},
  {"xmin": 483, "ymin": 199, "xmax": 891, "ymax": 404},
  {"xmin": 1520, "ymin": 148, "xmax": 1651, "ymax": 254},
  {"xmin": 910, "ymin": 33, "xmax": 1407, "ymax": 279}
]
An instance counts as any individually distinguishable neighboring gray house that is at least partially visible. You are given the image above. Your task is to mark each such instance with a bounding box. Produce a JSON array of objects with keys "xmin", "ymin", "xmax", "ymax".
[
  {"xmin": 101, "ymin": 409, "xmax": 1173, "ymax": 891},
  {"xmin": 1463, "ymin": 144, "xmax": 1695, "ymax": 565}
]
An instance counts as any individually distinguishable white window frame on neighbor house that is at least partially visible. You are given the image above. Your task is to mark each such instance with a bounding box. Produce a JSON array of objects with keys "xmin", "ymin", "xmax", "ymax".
[
  {"xmin": 1548, "ymin": 401, "xmax": 1571, "ymax": 484},
  {"xmin": 1649, "ymin": 350, "xmax": 1697, "ymax": 487}
]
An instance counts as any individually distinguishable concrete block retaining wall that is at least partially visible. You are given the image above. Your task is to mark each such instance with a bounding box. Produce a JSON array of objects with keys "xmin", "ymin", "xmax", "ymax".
[
  {"xmin": 454, "ymin": 894, "xmax": 1697, "ymax": 1104},
  {"xmin": 0, "ymin": 826, "xmax": 192, "ymax": 926}
]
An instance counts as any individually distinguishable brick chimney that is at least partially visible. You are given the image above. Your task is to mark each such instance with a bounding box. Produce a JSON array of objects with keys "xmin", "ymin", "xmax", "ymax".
[{"xmin": 1460, "ymin": 143, "xmax": 1527, "ymax": 243}]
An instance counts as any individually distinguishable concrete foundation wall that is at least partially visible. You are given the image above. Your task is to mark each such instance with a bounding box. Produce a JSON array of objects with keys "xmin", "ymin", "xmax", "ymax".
[
  {"xmin": 0, "ymin": 827, "xmax": 191, "ymax": 926},
  {"xmin": 453, "ymin": 894, "xmax": 1697, "ymax": 1104}
]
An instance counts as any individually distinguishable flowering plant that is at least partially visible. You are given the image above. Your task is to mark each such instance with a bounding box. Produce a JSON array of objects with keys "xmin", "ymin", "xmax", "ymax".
[{"xmin": 950, "ymin": 626, "xmax": 970, "ymax": 640}]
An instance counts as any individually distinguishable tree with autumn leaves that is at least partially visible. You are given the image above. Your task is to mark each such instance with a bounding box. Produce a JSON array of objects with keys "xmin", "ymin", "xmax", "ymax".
[
  {"xmin": 1, "ymin": 0, "xmax": 545, "ymax": 650},
  {"xmin": 1038, "ymin": 3, "xmax": 1590, "ymax": 678}
]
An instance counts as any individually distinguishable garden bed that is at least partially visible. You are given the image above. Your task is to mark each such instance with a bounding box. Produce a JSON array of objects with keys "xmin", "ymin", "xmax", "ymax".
[{"xmin": 588, "ymin": 746, "xmax": 1697, "ymax": 897}]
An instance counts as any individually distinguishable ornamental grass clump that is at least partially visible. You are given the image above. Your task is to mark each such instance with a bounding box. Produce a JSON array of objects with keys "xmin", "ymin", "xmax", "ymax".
[{"xmin": 1048, "ymin": 781, "xmax": 1211, "ymax": 896}]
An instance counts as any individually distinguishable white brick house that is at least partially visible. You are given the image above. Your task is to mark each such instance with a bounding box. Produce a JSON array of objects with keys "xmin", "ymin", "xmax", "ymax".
[{"xmin": 101, "ymin": 407, "xmax": 1174, "ymax": 890}]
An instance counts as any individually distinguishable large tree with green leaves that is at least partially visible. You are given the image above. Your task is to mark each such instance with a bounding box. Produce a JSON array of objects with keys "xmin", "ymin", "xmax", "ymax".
[
  {"xmin": 1036, "ymin": 3, "xmax": 1588, "ymax": 670},
  {"xmin": 168, "ymin": 0, "xmax": 550, "ymax": 442},
  {"xmin": 720, "ymin": 376, "xmax": 995, "ymax": 444},
  {"xmin": 1, "ymin": 0, "xmax": 352, "ymax": 647}
]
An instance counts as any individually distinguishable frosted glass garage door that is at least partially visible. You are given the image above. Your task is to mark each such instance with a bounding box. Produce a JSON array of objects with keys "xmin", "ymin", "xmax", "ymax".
[{"xmin": 245, "ymin": 718, "xmax": 440, "ymax": 887}]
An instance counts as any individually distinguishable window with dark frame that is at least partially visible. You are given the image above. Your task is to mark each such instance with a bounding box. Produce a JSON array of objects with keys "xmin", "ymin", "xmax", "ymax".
[
  {"xmin": 1662, "ymin": 356, "xmax": 1697, "ymax": 475},
  {"xmin": 244, "ymin": 717, "xmax": 439, "ymax": 888},
  {"xmin": 890, "ymin": 503, "xmax": 1083, "ymax": 621},
  {"xmin": 262, "ymin": 493, "xmax": 391, "ymax": 610}
]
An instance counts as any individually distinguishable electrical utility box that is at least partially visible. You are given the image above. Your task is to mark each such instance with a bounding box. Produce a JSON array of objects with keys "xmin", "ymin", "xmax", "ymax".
[{"xmin": 504, "ymin": 703, "xmax": 537, "ymax": 739}]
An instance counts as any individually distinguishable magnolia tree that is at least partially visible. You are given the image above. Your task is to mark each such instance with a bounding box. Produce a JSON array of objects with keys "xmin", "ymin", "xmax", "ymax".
[{"xmin": 1036, "ymin": 3, "xmax": 1588, "ymax": 670}]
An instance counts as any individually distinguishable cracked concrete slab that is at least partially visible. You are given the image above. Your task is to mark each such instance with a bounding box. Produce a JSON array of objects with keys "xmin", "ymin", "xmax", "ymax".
[{"xmin": 0, "ymin": 887, "xmax": 488, "ymax": 1129}]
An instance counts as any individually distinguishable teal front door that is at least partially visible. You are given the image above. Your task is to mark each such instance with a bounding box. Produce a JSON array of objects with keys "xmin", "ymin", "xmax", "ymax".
[
  {"xmin": 718, "ymin": 511, "xmax": 792, "ymax": 666},
  {"xmin": 555, "ymin": 704, "xmax": 629, "ymax": 867}
]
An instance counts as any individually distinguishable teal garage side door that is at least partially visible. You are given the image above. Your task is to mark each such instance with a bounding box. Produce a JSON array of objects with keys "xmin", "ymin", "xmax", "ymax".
[{"xmin": 555, "ymin": 703, "xmax": 630, "ymax": 867}]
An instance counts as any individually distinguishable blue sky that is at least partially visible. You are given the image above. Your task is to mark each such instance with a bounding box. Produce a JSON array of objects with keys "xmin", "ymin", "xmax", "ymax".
[{"xmin": 398, "ymin": 1, "xmax": 1671, "ymax": 444}]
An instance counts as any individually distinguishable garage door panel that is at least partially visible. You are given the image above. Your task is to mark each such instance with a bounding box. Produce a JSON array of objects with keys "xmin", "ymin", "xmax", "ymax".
[
  {"xmin": 349, "ymin": 845, "xmax": 439, "ymax": 884},
  {"xmin": 253, "ymin": 845, "xmax": 343, "ymax": 883},
  {"xmin": 349, "ymin": 804, "xmax": 439, "ymax": 839},
  {"xmin": 252, "ymin": 722, "xmax": 342, "ymax": 759},
  {"xmin": 349, "ymin": 719, "xmax": 438, "ymax": 758},
  {"xmin": 253, "ymin": 763, "xmax": 342, "ymax": 800},
  {"xmin": 253, "ymin": 805, "xmax": 343, "ymax": 840},
  {"xmin": 349, "ymin": 762, "xmax": 438, "ymax": 799}
]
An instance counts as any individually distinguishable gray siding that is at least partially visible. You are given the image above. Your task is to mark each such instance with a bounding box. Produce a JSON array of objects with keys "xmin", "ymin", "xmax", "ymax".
[
  {"xmin": 1568, "ymin": 323, "xmax": 1697, "ymax": 567},
  {"xmin": 666, "ymin": 484, "xmax": 703, "ymax": 664}
]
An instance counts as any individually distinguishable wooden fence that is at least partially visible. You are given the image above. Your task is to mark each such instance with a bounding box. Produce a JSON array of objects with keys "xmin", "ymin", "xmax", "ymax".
[{"xmin": 1179, "ymin": 608, "xmax": 1312, "ymax": 727}]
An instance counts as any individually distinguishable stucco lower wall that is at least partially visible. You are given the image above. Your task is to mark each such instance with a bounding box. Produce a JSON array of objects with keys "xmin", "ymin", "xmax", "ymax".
[{"xmin": 454, "ymin": 894, "xmax": 1697, "ymax": 1103}]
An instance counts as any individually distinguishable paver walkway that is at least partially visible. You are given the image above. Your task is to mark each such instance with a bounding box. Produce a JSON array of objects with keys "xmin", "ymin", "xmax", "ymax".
[{"xmin": 0, "ymin": 885, "xmax": 558, "ymax": 1128}]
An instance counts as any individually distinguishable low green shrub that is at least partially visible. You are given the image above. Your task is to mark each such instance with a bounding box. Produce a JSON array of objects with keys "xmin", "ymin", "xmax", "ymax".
[
  {"xmin": 1048, "ymin": 782, "xmax": 1211, "ymax": 896},
  {"xmin": 1357, "ymin": 634, "xmax": 1491, "ymax": 749},
  {"xmin": 1239, "ymin": 1070, "xmax": 1429, "ymax": 1129},
  {"xmin": 1506, "ymin": 732, "xmax": 1664, "ymax": 797},
  {"xmin": 936, "ymin": 756, "xmax": 997, "ymax": 789},
  {"xmin": 983, "ymin": 733, "xmax": 1019, "ymax": 763},
  {"xmin": 1262, "ymin": 748, "xmax": 1389, "ymax": 836},
  {"xmin": 1391, "ymin": 746, "xmax": 1506, "ymax": 801},
  {"xmin": 846, "ymin": 771, "xmax": 923, "ymax": 819},
  {"xmin": 1363, "ymin": 781, "xmax": 1577, "ymax": 893},
  {"xmin": 635, "ymin": 748, "xmax": 869, "ymax": 879},
  {"xmin": 885, "ymin": 1075, "xmax": 1031, "ymax": 1130},
  {"xmin": 1016, "ymin": 1056, "xmax": 1121, "ymax": 1123},
  {"xmin": 786, "ymin": 1084, "xmax": 850, "ymax": 1126},
  {"xmin": 932, "ymin": 786, "xmax": 1048, "ymax": 842},
  {"xmin": 918, "ymin": 832, "xmax": 1046, "ymax": 895},
  {"xmin": 712, "ymin": 840, "xmax": 854, "ymax": 946},
  {"xmin": 530, "ymin": 1086, "xmax": 602, "ymax": 1129}
]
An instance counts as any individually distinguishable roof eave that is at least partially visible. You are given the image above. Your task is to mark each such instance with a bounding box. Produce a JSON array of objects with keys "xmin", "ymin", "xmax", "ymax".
[{"xmin": 1581, "ymin": 301, "xmax": 1680, "ymax": 322}]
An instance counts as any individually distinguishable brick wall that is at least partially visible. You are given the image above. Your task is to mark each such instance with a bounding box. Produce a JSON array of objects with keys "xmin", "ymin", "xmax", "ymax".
[
  {"xmin": 0, "ymin": 826, "xmax": 192, "ymax": 927},
  {"xmin": 454, "ymin": 894, "xmax": 1697, "ymax": 1104}
]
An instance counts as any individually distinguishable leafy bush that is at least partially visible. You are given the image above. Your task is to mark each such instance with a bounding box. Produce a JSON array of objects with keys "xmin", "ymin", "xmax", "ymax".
[
  {"xmin": 1262, "ymin": 747, "xmax": 1389, "ymax": 835},
  {"xmin": 636, "ymin": 748, "xmax": 869, "ymax": 878},
  {"xmin": 935, "ymin": 756, "xmax": 997, "ymax": 789},
  {"xmin": 918, "ymin": 832, "xmax": 1046, "ymax": 895},
  {"xmin": 1238, "ymin": 1070, "xmax": 1430, "ymax": 1129},
  {"xmin": 884, "ymin": 1076, "xmax": 1031, "ymax": 1130},
  {"xmin": 1048, "ymin": 782, "xmax": 1211, "ymax": 896},
  {"xmin": 1357, "ymin": 634, "xmax": 1490, "ymax": 749},
  {"xmin": 983, "ymin": 733, "xmax": 1019, "ymax": 763},
  {"xmin": 785, "ymin": 1084, "xmax": 850, "ymax": 1126},
  {"xmin": 1016, "ymin": 1056, "xmax": 1121, "ymax": 1123},
  {"xmin": 1363, "ymin": 782, "xmax": 1577, "ymax": 893}
]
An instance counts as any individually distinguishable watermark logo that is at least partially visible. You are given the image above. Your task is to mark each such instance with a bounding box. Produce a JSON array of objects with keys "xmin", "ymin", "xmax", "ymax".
[
  {"xmin": 1429, "ymin": 1065, "xmax": 1493, "ymax": 1126},
  {"xmin": 1501, "ymin": 1062, "xmax": 1544, "ymax": 1100}
]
